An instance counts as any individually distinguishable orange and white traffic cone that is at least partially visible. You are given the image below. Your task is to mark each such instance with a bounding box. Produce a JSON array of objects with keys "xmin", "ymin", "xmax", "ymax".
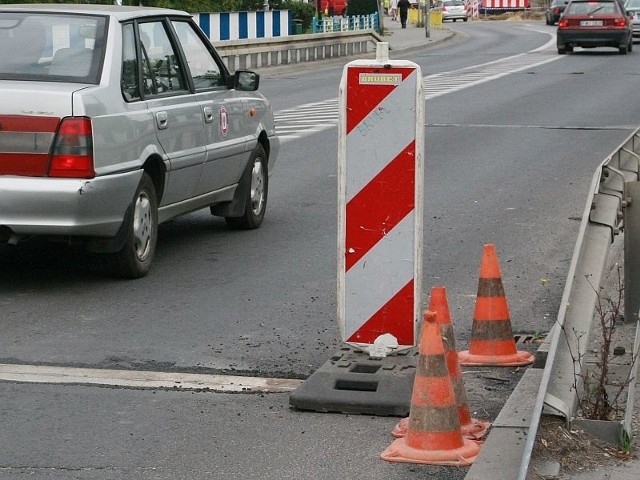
[
  {"xmin": 458, "ymin": 244, "xmax": 534, "ymax": 367},
  {"xmin": 381, "ymin": 310, "xmax": 481, "ymax": 466},
  {"xmin": 392, "ymin": 286, "xmax": 491, "ymax": 441}
]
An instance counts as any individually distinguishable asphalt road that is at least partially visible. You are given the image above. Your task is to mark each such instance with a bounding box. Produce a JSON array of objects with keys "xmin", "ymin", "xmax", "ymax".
[{"xmin": 2, "ymin": 20, "xmax": 640, "ymax": 479}]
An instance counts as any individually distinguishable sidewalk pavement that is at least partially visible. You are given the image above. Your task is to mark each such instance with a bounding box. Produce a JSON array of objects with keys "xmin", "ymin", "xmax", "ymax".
[{"xmin": 376, "ymin": 14, "xmax": 454, "ymax": 54}]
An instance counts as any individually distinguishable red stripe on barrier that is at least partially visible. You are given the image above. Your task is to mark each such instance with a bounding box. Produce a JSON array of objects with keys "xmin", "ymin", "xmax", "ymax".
[
  {"xmin": 347, "ymin": 280, "xmax": 414, "ymax": 345},
  {"xmin": 345, "ymin": 141, "xmax": 415, "ymax": 271},
  {"xmin": 345, "ymin": 67, "xmax": 414, "ymax": 135},
  {"xmin": 0, "ymin": 115, "xmax": 59, "ymax": 132}
]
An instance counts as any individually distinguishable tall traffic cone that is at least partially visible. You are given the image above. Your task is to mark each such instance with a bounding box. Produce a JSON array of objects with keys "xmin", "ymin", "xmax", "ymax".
[
  {"xmin": 392, "ymin": 286, "xmax": 491, "ymax": 441},
  {"xmin": 458, "ymin": 244, "xmax": 534, "ymax": 367},
  {"xmin": 380, "ymin": 311, "xmax": 481, "ymax": 466}
]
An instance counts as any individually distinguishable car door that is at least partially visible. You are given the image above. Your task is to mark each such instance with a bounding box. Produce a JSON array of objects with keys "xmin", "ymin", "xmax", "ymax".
[
  {"xmin": 138, "ymin": 19, "xmax": 206, "ymax": 206},
  {"xmin": 170, "ymin": 19, "xmax": 251, "ymax": 197}
]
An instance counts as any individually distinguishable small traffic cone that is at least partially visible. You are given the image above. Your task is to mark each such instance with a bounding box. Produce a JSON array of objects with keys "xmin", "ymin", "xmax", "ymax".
[
  {"xmin": 381, "ymin": 311, "xmax": 481, "ymax": 466},
  {"xmin": 392, "ymin": 286, "xmax": 491, "ymax": 441},
  {"xmin": 458, "ymin": 244, "xmax": 534, "ymax": 367}
]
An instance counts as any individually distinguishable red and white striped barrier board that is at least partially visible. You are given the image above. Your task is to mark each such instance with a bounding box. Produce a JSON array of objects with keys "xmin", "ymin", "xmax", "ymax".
[
  {"xmin": 337, "ymin": 46, "xmax": 424, "ymax": 356},
  {"xmin": 481, "ymin": 0, "xmax": 530, "ymax": 9}
]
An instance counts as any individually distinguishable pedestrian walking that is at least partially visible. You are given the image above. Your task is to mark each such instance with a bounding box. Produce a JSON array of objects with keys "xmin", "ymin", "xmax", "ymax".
[
  {"xmin": 397, "ymin": 0, "xmax": 411, "ymax": 28},
  {"xmin": 390, "ymin": 0, "xmax": 398, "ymax": 20}
]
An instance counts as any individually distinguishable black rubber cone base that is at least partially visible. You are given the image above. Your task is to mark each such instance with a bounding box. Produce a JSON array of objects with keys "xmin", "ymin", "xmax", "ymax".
[{"xmin": 289, "ymin": 345, "xmax": 417, "ymax": 417}]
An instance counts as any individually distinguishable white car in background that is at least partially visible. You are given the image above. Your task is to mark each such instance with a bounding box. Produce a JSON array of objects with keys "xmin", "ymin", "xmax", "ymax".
[
  {"xmin": 625, "ymin": 0, "xmax": 640, "ymax": 40},
  {"xmin": 0, "ymin": 4, "xmax": 279, "ymax": 278}
]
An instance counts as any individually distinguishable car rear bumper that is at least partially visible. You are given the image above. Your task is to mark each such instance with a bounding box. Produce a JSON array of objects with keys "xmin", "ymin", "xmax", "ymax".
[
  {"xmin": 557, "ymin": 29, "xmax": 630, "ymax": 47},
  {"xmin": 443, "ymin": 13, "xmax": 468, "ymax": 20},
  {"xmin": 0, "ymin": 170, "xmax": 142, "ymax": 238}
]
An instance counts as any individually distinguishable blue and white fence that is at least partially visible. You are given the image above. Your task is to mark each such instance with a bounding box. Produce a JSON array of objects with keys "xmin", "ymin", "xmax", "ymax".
[
  {"xmin": 312, "ymin": 13, "xmax": 379, "ymax": 33},
  {"xmin": 195, "ymin": 10, "xmax": 292, "ymax": 41}
]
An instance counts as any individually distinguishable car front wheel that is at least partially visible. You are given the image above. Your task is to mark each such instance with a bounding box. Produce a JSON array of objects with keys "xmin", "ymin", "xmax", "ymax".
[
  {"xmin": 225, "ymin": 144, "xmax": 268, "ymax": 230},
  {"xmin": 111, "ymin": 172, "xmax": 158, "ymax": 278}
]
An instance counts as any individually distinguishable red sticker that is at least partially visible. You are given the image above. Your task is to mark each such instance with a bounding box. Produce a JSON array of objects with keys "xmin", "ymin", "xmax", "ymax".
[{"xmin": 219, "ymin": 106, "xmax": 228, "ymax": 137}]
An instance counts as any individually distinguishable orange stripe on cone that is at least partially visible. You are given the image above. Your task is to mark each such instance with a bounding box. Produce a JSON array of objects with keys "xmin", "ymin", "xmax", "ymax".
[
  {"xmin": 392, "ymin": 287, "xmax": 491, "ymax": 441},
  {"xmin": 381, "ymin": 310, "xmax": 481, "ymax": 466},
  {"xmin": 458, "ymin": 244, "xmax": 534, "ymax": 367}
]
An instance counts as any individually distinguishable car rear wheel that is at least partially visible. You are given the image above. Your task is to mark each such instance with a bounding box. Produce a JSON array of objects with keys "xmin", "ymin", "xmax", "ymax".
[
  {"xmin": 558, "ymin": 45, "xmax": 567, "ymax": 54},
  {"xmin": 620, "ymin": 43, "xmax": 628, "ymax": 54},
  {"xmin": 111, "ymin": 172, "xmax": 158, "ymax": 278},
  {"xmin": 225, "ymin": 144, "xmax": 268, "ymax": 230}
]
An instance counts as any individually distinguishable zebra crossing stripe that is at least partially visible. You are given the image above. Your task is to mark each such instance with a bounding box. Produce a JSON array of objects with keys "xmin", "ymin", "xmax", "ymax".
[{"xmin": 337, "ymin": 51, "xmax": 424, "ymax": 355}]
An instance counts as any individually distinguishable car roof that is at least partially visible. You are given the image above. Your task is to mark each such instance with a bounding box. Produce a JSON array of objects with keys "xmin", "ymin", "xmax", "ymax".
[{"xmin": 0, "ymin": 4, "xmax": 191, "ymax": 21}]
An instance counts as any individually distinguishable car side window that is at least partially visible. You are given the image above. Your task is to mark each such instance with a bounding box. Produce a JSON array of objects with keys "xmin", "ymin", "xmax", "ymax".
[
  {"xmin": 121, "ymin": 23, "xmax": 140, "ymax": 101},
  {"xmin": 171, "ymin": 19, "xmax": 225, "ymax": 90},
  {"xmin": 138, "ymin": 20, "xmax": 188, "ymax": 97}
]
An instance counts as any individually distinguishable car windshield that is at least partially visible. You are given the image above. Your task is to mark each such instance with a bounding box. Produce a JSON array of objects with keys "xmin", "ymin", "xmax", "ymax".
[{"xmin": 0, "ymin": 12, "xmax": 106, "ymax": 83}]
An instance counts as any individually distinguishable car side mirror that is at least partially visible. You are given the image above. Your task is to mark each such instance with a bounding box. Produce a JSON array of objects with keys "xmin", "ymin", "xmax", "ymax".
[{"xmin": 231, "ymin": 70, "xmax": 259, "ymax": 91}]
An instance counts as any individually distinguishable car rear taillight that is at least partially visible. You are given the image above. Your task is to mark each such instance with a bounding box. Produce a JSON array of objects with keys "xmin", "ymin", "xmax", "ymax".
[
  {"xmin": 558, "ymin": 18, "xmax": 569, "ymax": 28},
  {"xmin": 612, "ymin": 16, "xmax": 627, "ymax": 27},
  {"xmin": 441, "ymin": 5, "xmax": 448, "ymax": 11},
  {"xmin": 49, "ymin": 117, "xmax": 95, "ymax": 179}
]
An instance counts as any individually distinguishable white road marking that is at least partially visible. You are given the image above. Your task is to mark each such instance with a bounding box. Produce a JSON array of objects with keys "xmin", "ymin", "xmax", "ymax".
[
  {"xmin": 274, "ymin": 30, "xmax": 560, "ymax": 143},
  {"xmin": 0, "ymin": 364, "xmax": 302, "ymax": 393}
]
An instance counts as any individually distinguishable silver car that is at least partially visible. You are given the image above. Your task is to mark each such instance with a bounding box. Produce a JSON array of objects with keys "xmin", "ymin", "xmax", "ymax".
[
  {"xmin": 0, "ymin": 4, "xmax": 279, "ymax": 278},
  {"xmin": 435, "ymin": 0, "xmax": 470, "ymax": 22},
  {"xmin": 625, "ymin": 0, "xmax": 640, "ymax": 39}
]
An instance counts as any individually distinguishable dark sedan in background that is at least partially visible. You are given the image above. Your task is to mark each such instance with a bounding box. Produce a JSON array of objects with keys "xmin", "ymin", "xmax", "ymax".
[{"xmin": 546, "ymin": 0, "xmax": 570, "ymax": 25}]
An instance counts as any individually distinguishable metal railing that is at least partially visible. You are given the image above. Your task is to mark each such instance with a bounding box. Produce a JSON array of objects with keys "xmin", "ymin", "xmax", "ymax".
[
  {"xmin": 311, "ymin": 13, "xmax": 380, "ymax": 33},
  {"xmin": 518, "ymin": 127, "xmax": 640, "ymax": 479},
  {"xmin": 465, "ymin": 127, "xmax": 640, "ymax": 480}
]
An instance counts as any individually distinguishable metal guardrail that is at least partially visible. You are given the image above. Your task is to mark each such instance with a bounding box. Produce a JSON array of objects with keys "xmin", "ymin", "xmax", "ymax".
[
  {"xmin": 213, "ymin": 30, "xmax": 384, "ymax": 71},
  {"xmin": 467, "ymin": 127, "xmax": 640, "ymax": 480},
  {"xmin": 516, "ymin": 127, "xmax": 640, "ymax": 479}
]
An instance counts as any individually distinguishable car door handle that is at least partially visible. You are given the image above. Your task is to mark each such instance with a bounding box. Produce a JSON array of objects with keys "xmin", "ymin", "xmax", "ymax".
[
  {"xmin": 203, "ymin": 106, "xmax": 214, "ymax": 123},
  {"xmin": 155, "ymin": 111, "xmax": 168, "ymax": 130}
]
